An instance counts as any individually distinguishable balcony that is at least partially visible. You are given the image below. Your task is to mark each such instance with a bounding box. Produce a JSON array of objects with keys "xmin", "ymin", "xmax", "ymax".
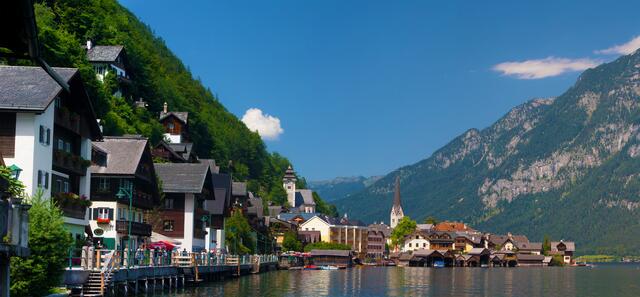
[
  {"xmin": 53, "ymin": 150, "xmax": 90, "ymax": 176},
  {"xmin": 55, "ymin": 108, "xmax": 81, "ymax": 134},
  {"xmin": 116, "ymin": 220, "xmax": 152, "ymax": 237},
  {"xmin": 53, "ymin": 192, "xmax": 90, "ymax": 220}
]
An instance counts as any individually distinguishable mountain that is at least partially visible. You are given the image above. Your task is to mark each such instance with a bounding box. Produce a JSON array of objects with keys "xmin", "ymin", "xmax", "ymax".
[
  {"xmin": 308, "ymin": 176, "xmax": 382, "ymax": 201},
  {"xmin": 335, "ymin": 50, "xmax": 640, "ymax": 255}
]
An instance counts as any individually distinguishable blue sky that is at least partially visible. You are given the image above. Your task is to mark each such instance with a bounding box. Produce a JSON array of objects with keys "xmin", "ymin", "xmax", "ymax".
[{"xmin": 120, "ymin": 0, "xmax": 640, "ymax": 180}]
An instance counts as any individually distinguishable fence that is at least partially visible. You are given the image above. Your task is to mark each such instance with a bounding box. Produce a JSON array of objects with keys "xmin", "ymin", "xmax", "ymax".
[{"xmin": 67, "ymin": 247, "xmax": 277, "ymax": 271}]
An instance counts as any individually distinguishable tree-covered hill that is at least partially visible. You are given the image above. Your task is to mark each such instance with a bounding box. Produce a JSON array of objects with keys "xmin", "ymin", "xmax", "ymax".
[
  {"xmin": 335, "ymin": 50, "xmax": 640, "ymax": 255},
  {"xmin": 19, "ymin": 0, "xmax": 334, "ymax": 212}
]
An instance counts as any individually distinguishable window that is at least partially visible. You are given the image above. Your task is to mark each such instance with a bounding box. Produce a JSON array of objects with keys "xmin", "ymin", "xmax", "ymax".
[
  {"xmin": 97, "ymin": 208, "xmax": 110, "ymax": 219},
  {"xmin": 98, "ymin": 178, "xmax": 110, "ymax": 191},
  {"xmin": 409, "ymin": 243, "xmax": 412, "ymax": 247},
  {"xmin": 165, "ymin": 198, "xmax": 174, "ymax": 209},
  {"xmin": 56, "ymin": 179, "xmax": 63, "ymax": 193},
  {"xmin": 423, "ymin": 243, "xmax": 427, "ymax": 247},
  {"xmin": 63, "ymin": 181, "xmax": 69, "ymax": 193},
  {"xmin": 168, "ymin": 123, "xmax": 175, "ymax": 130},
  {"xmin": 58, "ymin": 139, "xmax": 64, "ymax": 150},
  {"xmin": 118, "ymin": 208, "xmax": 125, "ymax": 220},
  {"xmin": 163, "ymin": 220, "xmax": 174, "ymax": 232},
  {"xmin": 37, "ymin": 170, "xmax": 48, "ymax": 189},
  {"xmin": 65, "ymin": 142, "xmax": 71, "ymax": 153}
]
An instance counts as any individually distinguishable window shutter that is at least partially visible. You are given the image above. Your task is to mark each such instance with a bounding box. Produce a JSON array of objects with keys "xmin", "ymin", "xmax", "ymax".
[
  {"xmin": 46, "ymin": 128, "xmax": 51, "ymax": 145},
  {"xmin": 44, "ymin": 172, "xmax": 49, "ymax": 189},
  {"xmin": 108, "ymin": 208, "xmax": 114, "ymax": 220},
  {"xmin": 39, "ymin": 126, "xmax": 44, "ymax": 143},
  {"xmin": 93, "ymin": 208, "xmax": 99, "ymax": 220},
  {"xmin": 37, "ymin": 170, "xmax": 42, "ymax": 187}
]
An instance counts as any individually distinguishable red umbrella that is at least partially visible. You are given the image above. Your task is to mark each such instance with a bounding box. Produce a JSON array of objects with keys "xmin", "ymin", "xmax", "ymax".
[{"xmin": 148, "ymin": 241, "xmax": 176, "ymax": 250}]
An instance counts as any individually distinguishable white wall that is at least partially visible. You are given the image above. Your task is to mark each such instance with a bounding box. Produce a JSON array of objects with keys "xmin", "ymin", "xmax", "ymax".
[
  {"xmin": 4, "ymin": 107, "xmax": 54, "ymax": 199},
  {"xmin": 299, "ymin": 216, "xmax": 330, "ymax": 242},
  {"xmin": 284, "ymin": 181, "xmax": 295, "ymax": 207},
  {"xmin": 164, "ymin": 133, "xmax": 181, "ymax": 144},
  {"xmin": 182, "ymin": 193, "xmax": 195, "ymax": 251},
  {"xmin": 403, "ymin": 238, "xmax": 430, "ymax": 252}
]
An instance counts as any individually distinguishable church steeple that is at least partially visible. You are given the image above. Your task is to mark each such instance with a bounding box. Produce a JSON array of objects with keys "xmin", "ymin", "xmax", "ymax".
[{"xmin": 390, "ymin": 176, "xmax": 404, "ymax": 228}]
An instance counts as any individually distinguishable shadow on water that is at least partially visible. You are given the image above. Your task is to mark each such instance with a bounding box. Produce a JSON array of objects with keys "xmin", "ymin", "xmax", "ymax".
[{"xmin": 148, "ymin": 263, "xmax": 640, "ymax": 297}]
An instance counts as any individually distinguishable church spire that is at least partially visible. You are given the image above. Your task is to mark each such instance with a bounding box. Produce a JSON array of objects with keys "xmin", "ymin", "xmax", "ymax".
[{"xmin": 393, "ymin": 176, "xmax": 401, "ymax": 207}]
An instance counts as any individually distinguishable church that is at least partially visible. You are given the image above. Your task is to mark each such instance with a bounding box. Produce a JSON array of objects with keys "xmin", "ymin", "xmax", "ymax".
[
  {"xmin": 390, "ymin": 176, "xmax": 404, "ymax": 228},
  {"xmin": 282, "ymin": 165, "xmax": 316, "ymax": 213}
]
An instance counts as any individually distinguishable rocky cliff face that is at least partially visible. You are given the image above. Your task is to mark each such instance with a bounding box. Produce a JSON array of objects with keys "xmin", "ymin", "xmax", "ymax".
[{"xmin": 336, "ymin": 50, "xmax": 640, "ymax": 255}]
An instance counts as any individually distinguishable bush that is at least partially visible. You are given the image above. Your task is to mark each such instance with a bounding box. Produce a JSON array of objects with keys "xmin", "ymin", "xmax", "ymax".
[
  {"xmin": 282, "ymin": 231, "xmax": 302, "ymax": 252},
  {"xmin": 11, "ymin": 189, "xmax": 73, "ymax": 296},
  {"xmin": 303, "ymin": 242, "xmax": 351, "ymax": 252}
]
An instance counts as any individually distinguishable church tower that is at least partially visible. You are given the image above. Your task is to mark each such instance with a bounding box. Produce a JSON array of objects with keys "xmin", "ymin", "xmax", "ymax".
[
  {"xmin": 283, "ymin": 165, "xmax": 297, "ymax": 207},
  {"xmin": 390, "ymin": 176, "xmax": 404, "ymax": 228}
]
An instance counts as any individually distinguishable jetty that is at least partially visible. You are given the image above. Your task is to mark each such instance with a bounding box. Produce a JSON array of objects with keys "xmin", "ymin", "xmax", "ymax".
[{"xmin": 63, "ymin": 249, "xmax": 278, "ymax": 296}]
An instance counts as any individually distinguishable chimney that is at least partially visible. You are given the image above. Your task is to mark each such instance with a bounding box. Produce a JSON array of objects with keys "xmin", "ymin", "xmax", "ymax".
[
  {"xmin": 163, "ymin": 102, "xmax": 168, "ymax": 113},
  {"xmin": 86, "ymin": 40, "xmax": 92, "ymax": 50}
]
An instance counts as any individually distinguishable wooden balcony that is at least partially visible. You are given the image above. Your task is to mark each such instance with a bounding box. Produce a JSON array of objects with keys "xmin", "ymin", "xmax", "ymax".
[
  {"xmin": 116, "ymin": 220, "xmax": 152, "ymax": 237},
  {"xmin": 54, "ymin": 108, "xmax": 81, "ymax": 135},
  {"xmin": 52, "ymin": 150, "xmax": 87, "ymax": 176}
]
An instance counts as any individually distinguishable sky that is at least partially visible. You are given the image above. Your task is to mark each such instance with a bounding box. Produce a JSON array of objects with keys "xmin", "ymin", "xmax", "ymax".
[{"xmin": 120, "ymin": 0, "xmax": 640, "ymax": 180}]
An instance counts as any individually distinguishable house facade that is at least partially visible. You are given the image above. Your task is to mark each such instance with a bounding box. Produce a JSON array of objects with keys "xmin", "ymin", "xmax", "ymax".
[
  {"xmin": 550, "ymin": 241, "xmax": 575, "ymax": 264},
  {"xmin": 89, "ymin": 136, "xmax": 160, "ymax": 250},
  {"xmin": 0, "ymin": 66, "xmax": 102, "ymax": 240},
  {"xmin": 86, "ymin": 42, "xmax": 130, "ymax": 97},
  {"xmin": 155, "ymin": 162, "xmax": 214, "ymax": 252},
  {"xmin": 159, "ymin": 103, "xmax": 189, "ymax": 144},
  {"xmin": 299, "ymin": 215, "xmax": 369, "ymax": 257}
]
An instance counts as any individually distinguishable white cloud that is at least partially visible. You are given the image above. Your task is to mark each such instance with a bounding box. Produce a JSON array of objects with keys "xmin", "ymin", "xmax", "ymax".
[
  {"xmin": 492, "ymin": 57, "xmax": 600, "ymax": 79},
  {"xmin": 596, "ymin": 36, "xmax": 640, "ymax": 55},
  {"xmin": 241, "ymin": 108, "xmax": 284, "ymax": 140}
]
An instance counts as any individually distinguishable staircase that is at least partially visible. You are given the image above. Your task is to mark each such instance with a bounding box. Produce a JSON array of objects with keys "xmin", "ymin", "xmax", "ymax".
[{"xmin": 80, "ymin": 271, "xmax": 112, "ymax": 297}]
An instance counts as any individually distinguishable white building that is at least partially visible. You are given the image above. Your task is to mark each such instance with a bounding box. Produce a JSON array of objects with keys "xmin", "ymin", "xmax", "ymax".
[
  {"xmin": 299, "ymin": 215, "xmax": 369, "ymax": 256},
  {"xmin": 0, "ymin": 66, "xmax": 102, "ymax": 240},
  {"xmin": 402, "ymin": 230, "xmax": 431, "ymax": 252}
]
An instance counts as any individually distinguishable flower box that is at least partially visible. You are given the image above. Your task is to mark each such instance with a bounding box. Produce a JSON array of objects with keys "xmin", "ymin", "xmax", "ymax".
[{"xmin": 97, "ymin": 218, "xmax": 111, "ymax": 224}]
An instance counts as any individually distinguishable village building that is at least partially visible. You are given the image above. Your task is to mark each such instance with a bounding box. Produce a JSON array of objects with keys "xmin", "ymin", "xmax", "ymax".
[
  {"xmin": 89, "ymin": 136, "xmax": 160, "ymax": 250},
  {"xmin": 0, "ymin": 66, "xmax": 102, "ymax": 241},
  {"xmin": 203, "ymin": 171, "xmax": 232, "ymax": 251},
  {"xmin": 85, "ymin": 42, "xmax": 130, "ymax": 97},
  {"xmin": 429, "ymin": 232, "xmax": 455, "ymax": 250},
  {"xmin": 367, "ymin": 222, "xmax": 391, "ymax": 258},
  {"xmin": 389, "ymin": 176, "xmax": 404, "ymax": 228},
  {"xmin": 515, "ymin": 241, "xmax": 543, "ymax": 255},
  {"xmin": 433, "ymin": 221, "xmax": 476, "ymax": 232},
  {"xmin": 154, "ymin": 162, "xmax": 215, "ymax": 252},
  {"xmin": 282, "ymin": 166, "xmax": 316, "ymax": 213},
  {"xmin": 402, "ymin": 230, "xmax": 431, "ymax": 252},
  {"xmin": 298, "ymin": 214, "xmax": 368, "ymax": 257},
  {"xmin": 516, "ymin": 254, "xmax": 547, "ymax": 266},
  {"xmin": 416, "ymin": 223, "xmax": 434, "ymax": 232},
  {"xmin": 159, "ymin": 103, "xmax": 189, "ymax": 144},
  {"xmin": 488, "ymin": 233, "xmax": 529, "ymax": 251},
  {"xmin": 550, "ymin": 240, "xmax": 576, "ymax": 264},
  {"xmin": 408, "ymin": 249, "xmax": 454, "ymax": 267},
  {"xmin": 453, "ymin": 232, "xmax": 484, "ymax": 253},
  {"xmin": 152, "ymin": 141, "xmax": 198, "ymax": 163}
]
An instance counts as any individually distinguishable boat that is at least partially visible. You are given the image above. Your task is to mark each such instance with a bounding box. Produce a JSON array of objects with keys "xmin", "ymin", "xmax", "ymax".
[
  {"xmin": 304, "ymin": 265, "xmax": 320, "ymax": 270},
  {"xmin": 320, "ymin": 265, "xmax": 339, "ymax": 270},
  {"xmin": 433, "ymin": 260, "xmax": 445, "ymax": 268}
]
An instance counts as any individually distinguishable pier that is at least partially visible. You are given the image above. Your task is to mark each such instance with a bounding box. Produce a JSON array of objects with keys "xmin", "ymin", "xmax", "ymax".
[{"xmin": 63, "ymin": 249, "xmax": 278, "ymax": 296}]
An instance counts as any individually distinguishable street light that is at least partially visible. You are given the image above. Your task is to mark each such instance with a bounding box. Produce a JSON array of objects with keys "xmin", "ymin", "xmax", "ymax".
[
  {"xmin": 8, "ymin": 164, "xmax": 22, "ymax": 179},
  {"xmin": 116, "ymin": 182, "xmax": 133, "ymax": 268}
]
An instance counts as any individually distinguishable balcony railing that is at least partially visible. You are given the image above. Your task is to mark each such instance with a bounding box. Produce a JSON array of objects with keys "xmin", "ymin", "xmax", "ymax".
[
  {"xmin": 116, "ymin": 220, "xmax": 152, "ymax": 237},
  {"xmin": 53, "ymin": 193, "xmax": 90, "ymax": 220},
  {"xmin": 53, "ymin": 150, "xmax": 89, "ymax": 176},
  {"xmin": 55, "ymin": 108, "xmax": 81, "ymax": 134}
]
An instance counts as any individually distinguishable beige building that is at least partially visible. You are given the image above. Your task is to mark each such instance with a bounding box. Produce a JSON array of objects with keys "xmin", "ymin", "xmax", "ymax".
[{"xmin": 299, "ymin": 215, "xmax": 368, "ymax": 257}]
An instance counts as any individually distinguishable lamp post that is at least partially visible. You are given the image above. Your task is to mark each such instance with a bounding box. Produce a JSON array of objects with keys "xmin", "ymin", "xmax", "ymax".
[
  {"xmin": 116, "ymin": 182, "xmax": 133, "ymax": 268},
  {"xmin": 8, "ymin": 164, "xmax": 21, "ymax": 179}
]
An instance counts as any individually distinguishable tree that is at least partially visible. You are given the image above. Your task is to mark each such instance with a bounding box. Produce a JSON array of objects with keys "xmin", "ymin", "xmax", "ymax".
[
  {"xmin": 282, "ymin": 231, "xmax": 302, "ymax": 252},
  {"xmin": 224, "ymin": 208, "xmax": 255, "ymax": 255},
  {"xmin": 543, "ymin": 235, "xmax": 551, "ymax": 255},
  {"xmin": 11, "ymin": 189, "xmax": 73, "ymax": 297},
  {"xmin": 423, "ymin": 216, "xmax": 438, "ymax": 225},
  {"xmin": 390, "ymin": 217, "xmax": 417, "ymax": 250}
]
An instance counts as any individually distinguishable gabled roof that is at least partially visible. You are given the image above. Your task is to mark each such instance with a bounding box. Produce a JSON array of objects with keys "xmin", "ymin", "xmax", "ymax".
[
  {"xmin": 91, "ymin": 136, "xmax": 148, "ymax": 175},
  {"xmin": 167, "ymin": 142, "xmax": 195, "ymax": 160},
  {"xmin": 368, "ymin": 223, "xmax": 392, "ymax": 237},
  {"xmin": 154, "ymin": 141, "xmax": 186, "ymax": 162},
  {"xmin": 551, "ymin": 241, "xmax": 575, "ymax": 252},
  {"xmin": 294, "ymin": 189, "xmax": 316, "ymax": 207},
  {"xmin": 468, "ymin": 248, "xmax": 491, "ymax": 256},
  {"xmin": 434, "ymin": 221, "xmax": 476, "ymax": 232},
  {"xmin": 278, "ymin": 212, "xmax": 317, "ymax": 222},
  {"xmin": 159, "ymin": 111, "xmax": 189, "ymax": 124},
  {"xmin": 416, "ymin": 224, "xmax": 434, "ymax": 231},
  {"xmin": 310, "ymin": 249, "xmax": 350, "ymax": 257},
  {"xmin": 516, "ymin": 242, "xmax": 542, "ymax": 251},
  {"xmin": 200, "ymin": 159, "xmax": 220, "ymax": 174},
  {"xmin": 0, "ymin": 66, "xmax": 76, "ymax": 111},
  {"xmin": 155, "ymin": 162, "xmax": 211, "ymax": 193},
  {"xmin": 516, "ymin": 254, "xmax": 545, "ymax": 261},
  {"xmin": 86, "ymin": 45, "xmax": 124, "ymax": 62}
]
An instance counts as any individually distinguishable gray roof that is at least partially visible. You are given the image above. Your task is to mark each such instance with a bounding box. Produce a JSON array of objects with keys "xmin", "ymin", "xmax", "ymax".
[
  {"xmin": 517, "ymin": 254, "xmax": 545, "ymax": 261},
  {"xmin": 294, "ymin": 189, "xmax": 316, "ymax": 207},
  {"xmin": 278, "ymin": 212, "xmax": 316, "ymax": 222},
  {"xmin": 416, "ymin": 224, "xmax": 434, "ymax": 231},
  {"xmin": 91, "ymin": 136, "xmax": 148, "ymax": 175},
  {"xmin": 0, "ymin": 66, "xmax": 77, "ymax": 111},
  {"xmin": 368, "ymin": 223, "xmax": 392, "ymax": 237},
  {"xmin": 247, "ymin": 196, "xmax": 264, "ymax": 218},
  {"xmin": 310, "ymin": 249, "xmax": 350, "ymax": 257},
  {"xmin": 516, "ymin": 242, "xmax": 542, "ymax": 251},
  {"xmin": 468, "ymin": 248, "xmax": 491, "ymax": 256},
  {"xmin": 154, "ymin": 162, "xmax": 211, "ymax": 193},
  {"xmin": 551, "ymin": 241, "xmax": 575, "ymax": 252},
  {"xmin": 204, "ymin": 188, "xmax": 227, "ymax": 215},
  {"xmin": 232, "ymin": 182, "xmax": 247, "ymax": 197},
  {"xmin": 167, "ymin": 142, "xmax": 194, "ymax": 160},
  {"xmin": 86, "ymin": 45, "xmax": 124, "ymax": 62},
  {"xmin": 200, "ymin": 159, "xmax": 219, "ymax": 174},
  {"xmin": 159, "ymin": 111, "xmax": 188, "ymax": 124},
  {"xmin": 316, "ymin": 214, "xmax": 366, "ymax": 227}
]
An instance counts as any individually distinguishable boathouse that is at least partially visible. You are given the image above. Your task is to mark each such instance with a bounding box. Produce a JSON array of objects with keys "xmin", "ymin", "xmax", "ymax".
[{"xmin": 310, "ymin": 249, "xmax": 352, "ymax": 267}]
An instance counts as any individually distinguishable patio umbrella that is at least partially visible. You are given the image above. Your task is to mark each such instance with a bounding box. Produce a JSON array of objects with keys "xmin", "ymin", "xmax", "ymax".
[{"xmin": 148, "ymin": 240, "xmax": 176, "ymax": 250}]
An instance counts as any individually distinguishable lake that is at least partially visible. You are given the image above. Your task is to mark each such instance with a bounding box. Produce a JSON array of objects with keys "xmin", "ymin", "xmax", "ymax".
[{"xmin": 169, "ymin": 263, "xmax": 640, "ymax": 297}]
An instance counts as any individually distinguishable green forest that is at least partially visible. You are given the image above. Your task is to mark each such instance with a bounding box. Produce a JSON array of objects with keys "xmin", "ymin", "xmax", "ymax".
[{"xmin": 19, "ymin": 0, "xmax": 336, "ymax": 216}]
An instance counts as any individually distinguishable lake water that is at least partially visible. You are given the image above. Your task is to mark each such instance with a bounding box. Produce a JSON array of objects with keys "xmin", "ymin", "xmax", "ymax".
[{"xmin": 170, "ymin": 263, "xmax": 640, "ymax": 297}]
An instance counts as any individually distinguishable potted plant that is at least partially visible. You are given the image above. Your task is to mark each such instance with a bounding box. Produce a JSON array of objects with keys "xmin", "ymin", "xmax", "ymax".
[{"xmin": 97, "ymin": 217, "xmax": 111, "ymax": 224}]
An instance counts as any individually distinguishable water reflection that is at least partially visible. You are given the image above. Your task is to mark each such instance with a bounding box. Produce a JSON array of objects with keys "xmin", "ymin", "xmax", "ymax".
[{"xmin": 153, "ymin": 263, "xmax": 640, "ymax": 297}]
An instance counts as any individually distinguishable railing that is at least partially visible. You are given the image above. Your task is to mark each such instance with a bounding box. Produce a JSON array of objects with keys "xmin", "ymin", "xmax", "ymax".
[{"xmin": 67, "ymin": 247, "xmax": 278, "ymax": 271}]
